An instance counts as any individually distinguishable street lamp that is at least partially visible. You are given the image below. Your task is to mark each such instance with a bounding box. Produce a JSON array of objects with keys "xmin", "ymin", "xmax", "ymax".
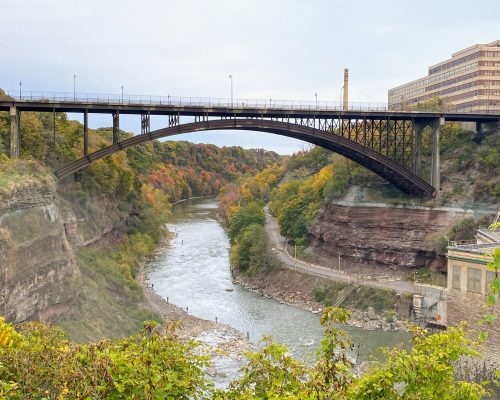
[
  {"xmin": 315, "ymin": 92, "xmax": 318, "ymax": 109},
  {"xmin": 121, "ymin": 86, "xmax": 124, "ymax": 103},
  {"xmin": 19, "ymin": 81, "xmax": 22, "ymax": 99},
  {"xmin": 229, "ymin": 74, "xmax": 233, "ymax": 107},
  {"xmin": 73, "ymin": 74, "xmax": 76, "ymax": 101}
]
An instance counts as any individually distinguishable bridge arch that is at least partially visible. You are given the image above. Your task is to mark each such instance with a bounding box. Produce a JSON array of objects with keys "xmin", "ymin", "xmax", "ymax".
[{"xmin": 55, "ymin": 119, "xmax": 436, "ymax": 198}]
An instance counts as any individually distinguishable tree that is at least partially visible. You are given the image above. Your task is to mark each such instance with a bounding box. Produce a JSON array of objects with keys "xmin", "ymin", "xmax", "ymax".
[{"xmin": 228, "ymin": 202, "xmax": 265, "ymax": 241}]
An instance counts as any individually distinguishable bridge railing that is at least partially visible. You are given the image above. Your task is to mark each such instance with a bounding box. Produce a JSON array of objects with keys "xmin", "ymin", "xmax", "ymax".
[
  {"xmin": 4, "ymin": 89, "xmax": 388, "ymax": 111},
  {"xmin": 3, "ymin": 89, "xmax": 498, "ymax": 114}
]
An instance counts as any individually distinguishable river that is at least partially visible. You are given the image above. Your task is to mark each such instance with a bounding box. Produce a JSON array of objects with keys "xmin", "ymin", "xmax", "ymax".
[{"xmin": 145, "ymin": 198, "xmax": 409, "ymax": 361}]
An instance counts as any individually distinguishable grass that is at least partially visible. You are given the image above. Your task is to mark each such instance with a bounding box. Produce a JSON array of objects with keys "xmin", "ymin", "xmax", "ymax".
[
  {"xmin": 56, "ymin": 244, "xmax": 161, "ymax": 343},
  {"xmin": 313, "ymin": 281, "xmax": 398, "ymax": 314},
  {"xmin": 344, "ymin": 286, "xmax": 398, "ymax": 313}
]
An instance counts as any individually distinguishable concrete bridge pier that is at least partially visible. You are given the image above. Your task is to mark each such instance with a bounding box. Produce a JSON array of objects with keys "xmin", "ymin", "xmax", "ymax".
[
  {"xmin": 83, "ymin": 110, "xmax": 89, "ymax": 156},
  {"xmin": 112, "ymin": 111, "xmax": 119, "ymax": 144},
  {"xmin": 9, "ymin": 106, "xmax": 20, "ymax": 158},
  {"xmin": 413, "ymin": 121, "xmax": 425, "ymax": 177},
  {"xmin": 430, "ymin": 117, "xmax": 445, "ymax": 191},
  {"xmin": 475, "ymin": 120, "xmax": 500, "ymax": 135}
]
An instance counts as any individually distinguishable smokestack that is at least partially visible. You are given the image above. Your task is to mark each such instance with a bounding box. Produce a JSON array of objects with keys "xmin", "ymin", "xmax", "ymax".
[{"xmin": 343, "ymin": 68, "xmax": 349, "ymax": 111}]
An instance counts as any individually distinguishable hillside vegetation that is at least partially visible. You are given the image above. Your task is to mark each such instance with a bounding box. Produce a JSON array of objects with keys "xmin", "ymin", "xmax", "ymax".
[{"xmin": 0, "ymin": 101, "xmax": 281, "ymax": 340}]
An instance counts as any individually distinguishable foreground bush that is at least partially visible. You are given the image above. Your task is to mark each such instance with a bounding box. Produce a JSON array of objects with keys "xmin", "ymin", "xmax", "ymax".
[
  {"xmin": 0, "ymin": 320, "xmax": 210, "ymax": 399},
  {"xmin": 1, "ymin": 308, "xmax": 494, "ymax": 399}
]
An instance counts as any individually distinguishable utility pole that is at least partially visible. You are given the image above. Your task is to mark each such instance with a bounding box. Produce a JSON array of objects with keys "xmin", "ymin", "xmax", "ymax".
[{"xmin": 73, "ymin": 74, "xmax": 76, "ymax": 101}]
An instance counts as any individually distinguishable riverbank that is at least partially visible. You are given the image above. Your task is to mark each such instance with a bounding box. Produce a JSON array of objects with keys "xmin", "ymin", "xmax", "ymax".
[
  {"xmin": 139, "ymin": 235, "xmax": 250, "ymax": 380},
  {"xmin": 234, "ymin": 267, "xmax": 411, "ymax": 332}
]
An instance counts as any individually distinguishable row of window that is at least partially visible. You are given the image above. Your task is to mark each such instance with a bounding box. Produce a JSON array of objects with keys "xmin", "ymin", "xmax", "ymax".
[
  {"xmin": 480, "ymin": 61, "xmax": 500, "ymax": 67},
  {"xmin": 483, "ymin": 51, "xmax": 500, "ymax": 57},
  {"xmin": 452, "ymin": 265, "xmax": 495, "ymax": 294},
  {"xmin": 484, "ymin": 70, "xmax": 500, "ymax": 76},
  {"xmin": 389, "ymin": 72, "xmax": 500, "ymax": 101},
  {"xmin": 426, "ymin": 73, "xmax": 500, "ymax": 92},
  {"xmin": 429, "ymin": 51, "xmax": 480, "ymax": 75},
  {"xmin": 389, "ymin": 62, "xmax": 480, "ymax": 96}
]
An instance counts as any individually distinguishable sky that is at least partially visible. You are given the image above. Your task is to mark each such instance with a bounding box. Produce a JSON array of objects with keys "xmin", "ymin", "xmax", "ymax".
[{"xmin": 1, "ymin": 0, "xmax": 499, "ymax": 154}]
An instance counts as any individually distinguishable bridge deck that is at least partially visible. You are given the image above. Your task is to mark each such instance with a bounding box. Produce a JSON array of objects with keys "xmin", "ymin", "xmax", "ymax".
[{"xmin": 1, "ymin": 98, "xmax": 499, "ymax": 122}]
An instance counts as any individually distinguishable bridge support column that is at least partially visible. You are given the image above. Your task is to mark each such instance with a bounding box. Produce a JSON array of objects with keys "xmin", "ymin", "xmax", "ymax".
[
  {"xmin": 141, "ymin": 112, "xmax": 150, "ymax": 135},
  {"xmin": 413, "ymin": 121, "xmax": 425, "ymax": 177},
  {"xmin": 9, "ymin": 106, "xmax": 20, "ymax": 159},
  {"xmin": 475, "ymin": 120, "xmax": 500, "ymax": 137},
  {"xmin": 430, "ymin": 117, "xmax": 444, "ymax": 191},
  {"xmin": 112, "ymin": 111, "xmax": 119, "ymax": 144},
  {"xmin": 83, "ymin": 110, "xmax": 89, "ymax": 156}
]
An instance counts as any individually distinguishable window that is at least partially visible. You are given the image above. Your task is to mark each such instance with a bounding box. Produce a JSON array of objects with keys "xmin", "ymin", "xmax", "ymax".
[
  {"xmin": 467, "ymin": 268, "xmax": 482, "ymax": 293},
  {"xmin": 486, "ymin": 271, "xmax": 496, "ymax": 294},
  {"xmin": 452, "ymin": 265, "xmax": 461, "ymax": 289}
]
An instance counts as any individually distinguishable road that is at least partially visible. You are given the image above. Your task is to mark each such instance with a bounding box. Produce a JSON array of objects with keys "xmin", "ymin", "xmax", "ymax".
[{"xmin": 264, "ymin": 207, "xmax": 446, "ymax": 298}]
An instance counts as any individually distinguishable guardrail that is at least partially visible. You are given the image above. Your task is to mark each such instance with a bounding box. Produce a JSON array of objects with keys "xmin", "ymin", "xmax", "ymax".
[{"xmin": 3, "ymin": 89, "xmax": 498, "ymax": 114}]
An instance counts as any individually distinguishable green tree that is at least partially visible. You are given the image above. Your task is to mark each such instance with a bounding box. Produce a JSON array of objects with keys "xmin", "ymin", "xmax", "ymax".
[
  {"xmin": 228, "ymin": 202, "xmax": 265, "ymax": 241},
  {"xmin": 230, "ymin": 224, "xmax": 278, "ymax": 275}
]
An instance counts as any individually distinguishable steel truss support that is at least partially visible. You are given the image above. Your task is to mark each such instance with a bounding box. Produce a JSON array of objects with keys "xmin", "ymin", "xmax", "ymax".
[
  {"xmin": 141, "ymin": 112, "xmax": 150, "ymax": 135},
  {"xmin": 168, "ymin": 114, "xmax": 179, "ymax": 127}
]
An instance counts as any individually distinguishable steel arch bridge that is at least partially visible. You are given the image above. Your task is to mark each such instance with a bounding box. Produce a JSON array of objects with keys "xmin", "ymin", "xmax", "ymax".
[
  {"xmin": 54, "ymin": 118, "xmax": 436, "ymax": 197},
  {"xmin": 2, "ymin": 92, "xmax": 499, "ymax": 198}
]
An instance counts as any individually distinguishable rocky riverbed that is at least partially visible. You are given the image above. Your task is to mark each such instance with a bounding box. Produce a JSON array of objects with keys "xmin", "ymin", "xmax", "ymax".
[
  {"xmin": 234, "ymin": 268, "xmax": 410, "ymax": 333},
  {"xmin": 138, "ymin": 241, "xmax": 251, "ymax": 385}
]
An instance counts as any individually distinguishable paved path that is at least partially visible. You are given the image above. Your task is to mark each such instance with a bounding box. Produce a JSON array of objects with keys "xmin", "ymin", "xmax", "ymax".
[{"xmin": 264, "ymin": 208, "xmax": 446, "ymax": 298}]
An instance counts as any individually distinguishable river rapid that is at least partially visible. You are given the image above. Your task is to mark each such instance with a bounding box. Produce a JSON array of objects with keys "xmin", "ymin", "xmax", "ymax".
[{"xmin": 145, "ymin": 198, "xmax": 409, "ymax": 362}]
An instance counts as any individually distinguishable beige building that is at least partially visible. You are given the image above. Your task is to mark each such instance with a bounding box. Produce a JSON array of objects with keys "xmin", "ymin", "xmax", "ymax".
[
  {"xmin": 445, "ymin": 228, "xmax": 499, "ymax": 360},
  {"xmin": 447, "ymin": 241, "xmax": 497, "ymax": 298},
  {"xmin": 389, "ymin": 40, "xmax": 500, "ymax": 113}
]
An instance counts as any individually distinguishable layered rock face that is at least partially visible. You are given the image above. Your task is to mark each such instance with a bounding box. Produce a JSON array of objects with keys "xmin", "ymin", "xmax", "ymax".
[
  {"xmin": 309, "ymin": 203, "xmax": 477, "ymax": 273},
  {"xmin": 0, "ymin": 182, "xmax": 80, "ymax": 322}
]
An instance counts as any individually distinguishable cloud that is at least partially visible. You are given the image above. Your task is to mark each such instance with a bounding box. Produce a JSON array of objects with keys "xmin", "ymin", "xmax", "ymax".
[{"xmin": 2, "ymin": 0, "xmax": 499, "ymax": 153}]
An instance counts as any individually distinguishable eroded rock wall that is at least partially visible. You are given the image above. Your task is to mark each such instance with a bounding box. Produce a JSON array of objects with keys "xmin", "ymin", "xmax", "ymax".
[
  {"xmin": 309, "ymin": 203, "xmax": 482, "ymax": 273},
  {"xmin": 0, "ymin": 182, "xmax": 80, "ymax": 322}
]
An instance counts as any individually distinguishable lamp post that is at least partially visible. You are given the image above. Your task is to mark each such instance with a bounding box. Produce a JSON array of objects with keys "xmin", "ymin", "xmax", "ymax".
[
  {"xmin": 19, "ymin": 81, "xmax": 22, "ymax": 99},
  {"xmin": 121, "ymin": 86, "xmax": 124, "ymax": 103},
  {"xmin": 73, "ymin": 74, "xmax": 76, "ymax": 101},
  {"xmin": 315, "ymin": 92, "xmax": 318, "ymax": 109},
  {"xmin": 229, "ymin": 74, "xmax": 233, "ymax": 107}
]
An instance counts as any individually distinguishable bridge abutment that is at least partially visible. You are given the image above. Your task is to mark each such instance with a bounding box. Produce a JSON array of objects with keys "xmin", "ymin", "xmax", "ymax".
[{"xmin": 9, "ymin": 106, "xmax": 20, "ymax": 158}]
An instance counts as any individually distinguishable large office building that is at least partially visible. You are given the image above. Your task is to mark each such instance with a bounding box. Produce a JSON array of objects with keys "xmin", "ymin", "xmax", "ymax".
[{"xmin": 388, "ymin": 40, "xmax": 500, "ymax": 113}]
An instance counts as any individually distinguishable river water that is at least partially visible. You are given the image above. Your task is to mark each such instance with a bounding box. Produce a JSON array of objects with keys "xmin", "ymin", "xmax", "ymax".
[{"xmin": 145, "ymin": 198, "xmax": 409, "ymax": 361}]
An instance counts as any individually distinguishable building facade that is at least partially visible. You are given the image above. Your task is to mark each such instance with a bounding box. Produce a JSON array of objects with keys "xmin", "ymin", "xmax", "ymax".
[
  {"xmin": 445, "ymin": 229, "xmax": 500, "ymax": 361},
  {"xmin": 447, "ymin": 242, "xmax": 496, "ymax": 298},
  {"xmin": 388, "ymin": 40, "xmax": 500, "ymax": 113}
]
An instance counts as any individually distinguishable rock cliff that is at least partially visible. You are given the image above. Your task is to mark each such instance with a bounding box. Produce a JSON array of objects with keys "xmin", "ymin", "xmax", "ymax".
[
  {"xmin": 0, "ymin": 178, "xmax": 136, "ymax": 324},
  {"xmin": 309, "ymin": 202, "xmax": 490, "ymax": 273},
  {"xmin": 0, "ymin": 181, "xmax": 80, "ymax": 322}
]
